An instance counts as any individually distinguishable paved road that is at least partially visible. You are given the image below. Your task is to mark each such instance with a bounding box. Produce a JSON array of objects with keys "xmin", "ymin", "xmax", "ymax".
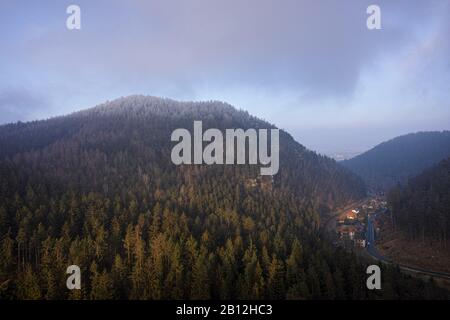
[
  {"xmin": 366, "ymin": 209, "xmax": 450, "ymax": 281},
  {"xmin": 366, "ymin": 211, "xmax": 389, "ymax": 262}
]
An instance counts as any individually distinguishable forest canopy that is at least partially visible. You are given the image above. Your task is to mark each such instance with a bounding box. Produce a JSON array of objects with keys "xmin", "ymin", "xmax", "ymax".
[{"xmin": 0, "ymin": 96, "xmax": 446, "ymax": 299}]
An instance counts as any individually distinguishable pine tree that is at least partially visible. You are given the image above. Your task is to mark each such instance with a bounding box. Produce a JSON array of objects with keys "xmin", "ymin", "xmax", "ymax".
[
  {"xmin": 267, "ymin": 255, "xmax": 285, "ymax": 299},
  {"xmin": 190, "ymin": 247, "xmax": 210, "ymax": 299},
  {"xmin": 16, "ymin": 265, "xmax": 41, "ymax": 299}
]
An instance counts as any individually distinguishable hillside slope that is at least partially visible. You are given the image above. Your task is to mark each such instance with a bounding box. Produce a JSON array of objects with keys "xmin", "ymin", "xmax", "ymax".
[
  {"xmin": 387, "ymin": 157, "xmax": 450, "ymax": 243},
  {"xmin": 0, "ymin": 95, "xmax": 365, "ymax": 208},
  {"xmin": 1, "ymin": 96, "xmax": 446, "ymax": 299},
  {"xmin": 341, "ymin": 131, "xmax": 450, "ymax": 191}
]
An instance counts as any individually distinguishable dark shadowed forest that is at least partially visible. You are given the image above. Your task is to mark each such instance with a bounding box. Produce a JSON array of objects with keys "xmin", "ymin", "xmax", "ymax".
[{"xmin": 0, "ymin": 96, "xmax": 447, "ymax": 299}]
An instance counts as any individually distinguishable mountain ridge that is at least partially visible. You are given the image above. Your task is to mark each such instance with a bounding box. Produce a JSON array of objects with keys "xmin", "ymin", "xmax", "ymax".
[
  {"xmin": 0, "ymin": 95, "xmax": 366, "ymax": 210},
  {"xmin": 387, "ymin": 156, "xmax": 450, "ymax": 243},
  {"xmin": 341, "ymin": 131, "xmax": 450, "ymax": 191},
  {"xmin": 2, "ymin": 96, "xmax": 448, "ymax": 300}
]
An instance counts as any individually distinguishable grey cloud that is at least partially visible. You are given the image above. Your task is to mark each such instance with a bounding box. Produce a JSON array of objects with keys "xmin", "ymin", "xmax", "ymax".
[
  {"xmin": 13, "ymin": 0, "xmax": 443, "ymax": 98},
  {"xmin": 0, "ymin": 0, "xmax": 448, "ymax": 152}
]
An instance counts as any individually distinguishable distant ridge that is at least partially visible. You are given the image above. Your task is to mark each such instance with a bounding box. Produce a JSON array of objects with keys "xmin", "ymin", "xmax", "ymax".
[{"xmin": 341, "ymin": 131, "xmax": 450, "ymax": 191}]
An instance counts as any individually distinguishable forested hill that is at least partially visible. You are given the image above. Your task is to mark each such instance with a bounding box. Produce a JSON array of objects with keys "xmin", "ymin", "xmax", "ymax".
[
  {"xmin": 1, "ymin": 95, "xmax": 444, "ymax": 300},
  {"xmin": 388, "ymin": 157, "xmax": 450, "ymax": 244},
  {"xmin": 341, "ymin": 131, "xmax": 450, "ymax": 192},
  {"xmin": 0, "ymin": 95, "xmax": 365, "ymax": 209}
]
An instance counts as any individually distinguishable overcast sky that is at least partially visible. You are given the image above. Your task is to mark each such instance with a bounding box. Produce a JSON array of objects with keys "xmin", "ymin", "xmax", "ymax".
[{"xmin": 1, "ymin": 0, "xmax": 449, "ymax": 155}]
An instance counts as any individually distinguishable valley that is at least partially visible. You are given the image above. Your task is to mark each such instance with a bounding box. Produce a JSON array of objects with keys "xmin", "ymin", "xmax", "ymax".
[
  {"xmin": 1, "ymin": 96, "xmax": 446, "ymax": 300},
  {"xmin": 326, "ymin": 194, "xmax": 450, "ymax": 290}
]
